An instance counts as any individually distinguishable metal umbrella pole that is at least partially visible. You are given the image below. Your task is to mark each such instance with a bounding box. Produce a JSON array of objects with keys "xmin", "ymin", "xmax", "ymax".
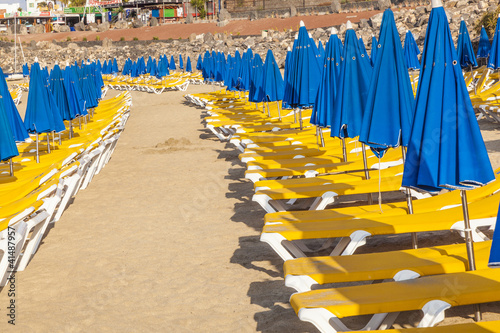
[
  {"xmin": 361, "ymin": 143, "xmax": 373, "ymax": 205},
  {"xmin": 9, "ymin": 158, "xmax": 13, "ymax": 177},
  {"xmin": 460, "ymin": 189, "xmax": 482, "ymax": 322},
  {"xmin": 298, "ymin": 107, "xmax": 303, "ymax": 130},
  {"xmin": 276, "ymin": 101, "xmax": 281, "ymax": 121},
  {"xmin": 46, "ymin": 133, "xmax": 51, "ymax": 153},
  {"xmin": 401, "ymin": 145, "xmax": 418, "ymax": 249},
  {"xmin": 341, "ymin": 137, "xmax": 347, "ymax": 162},
  {"xmin": 35, "ymin": 133, "xmax": 39, "ymax": 163},
  {"xmin": 266, "ymin": 101, "xmax": 270, "ymax": 117}
]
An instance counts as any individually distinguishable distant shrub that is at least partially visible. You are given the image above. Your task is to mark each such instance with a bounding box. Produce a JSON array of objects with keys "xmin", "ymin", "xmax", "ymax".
[
  {"xmin": 475, "ymin": 5, "xmax": 500, "ymax": 36},
  {"xmin": 95, "ymin": 35, "xmax": 101, "ymax": 41},
  {"xmin": 66, "ymin": 37, "xmax": 71, "ymax": 41},
  {"xmin": 133, "ymin": 37, "xmax": 139, "ymax": 41},
  {"xmin": 120, "ymin": 37, "xmax": 125, "ymax": 41},
  {"xmin": 83, "ymin": 37, "xmax": 87, "ymax": 42},
  {"xmin": 168, "ymin": 37, "xmax": 173, "ymax": 40},
  {"xmin": 153, "ymin": 36, "xmax": 159, "ymax": 40}
]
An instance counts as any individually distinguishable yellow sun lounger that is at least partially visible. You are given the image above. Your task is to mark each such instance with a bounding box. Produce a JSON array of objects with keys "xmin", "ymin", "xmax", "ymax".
[
  {"xmin": 261, "ymin": 192, "xmax": 500, "ymax": 260},
  {"xmin": 253, "ymin": 164, "xmax": 406, "ymax": 213},
  {"xmin": 351, "ymin": 320, "xmax": 500, "ymax": 333},
  {"xmin": 284, "ymin": 240, "xmax": 492, "ymax": 293},
  {"xmin": 290, "ymin": 268, "xmax": 500, "ymax": 333}
]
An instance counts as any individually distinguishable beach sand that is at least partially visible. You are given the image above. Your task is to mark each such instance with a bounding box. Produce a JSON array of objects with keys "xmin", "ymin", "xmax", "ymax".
[{"xmin": 0, "ymin": 84, "xmax": 499, "ymax": 332}]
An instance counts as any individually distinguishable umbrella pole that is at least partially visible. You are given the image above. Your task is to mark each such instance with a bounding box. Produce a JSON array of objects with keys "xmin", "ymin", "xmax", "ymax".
[
  {"xmin": 460, "ymin": 189, "xmax": 482, "ymax": 322},
  {"xmin": 276, "ymin": 101, "xmax": 281, "ymax": 121},
  {"xmin": 46, "ymin": 133, "xmax": 51, "ymax": 154},
  {"xmin": 319, "ymin": 127, "xmax": 325, "ymax": 147},
  {"xmin": 361, "ymin": 143, "xmax": 372, "ymax": 205},
  {"xmin": 298, "ymin": 108, "xmax": 303, "ymax": 131},
  {"xmin": 79, "ymin": 116, "xmax": 82, "ymax": 130},
  {"xmin": 69, "ymin": 121, "xmax": 73, "ymax": 139},
  {"xmin": 410, "ymin": 72, "xmax": 414, "ymax": 95},
  {"xmin": 9, "ymin": 158, "xmax": 13, "ymax": 177},
  {"xmin": 293, "ymin": 108, "xmax": 297, "ymax": 123},
  {"xmin": 341, "ymin": 137, "xmax": 347, "ymax": 162},
  {"xmin": 401, "ymin": 145, "xmax": 418, "ymax": 249},
  {"xmin": 266, "ymin": 101, "xmax": 270, "ymax": 117},
  {"xmin": 36, "ymin": 133, "xmax": 39, "ymax": 163}
]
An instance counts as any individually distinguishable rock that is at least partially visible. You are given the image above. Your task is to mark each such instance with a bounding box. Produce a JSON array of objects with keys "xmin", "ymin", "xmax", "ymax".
[
  {"xmin": 189, "ymin": 33, "xmax": 197, "ymax": 42},
  {"xmin": 67, "ymin": 42, "xmax": 79, "ymax": 50},
  {"xmin": 203, "ymin": 32, "xmax": 215, "ymax": 43},
  {"xmin": 219, "ymin": 8, "xmax": 231, "ymax": 21},
  {"xmin": 185, "ymin": 14, "xmax": 193, "ymax": 24},
  {"xmin": 331, "ymin": 0, "xmax": 341, "ymax": 13},
  {"xmin": 369, "ymin": 13, "xmax": 384, "ymax": 30},
  {"xmin": 477, "ymin": 0, "xmax": 486, "ymax": 9},
  {"xmin": 445, "ymin": 0, "xmax": 457, "ymax": 7},
  {"xmin": 455, "ymin": 0, "xmax": 467, "ymax": 7},
  {"xmin": 216, "ymin": 20, "xmax": 229, "ymax": 27},
  {"xmin": 415, "ymin": 6, "xmax": 426, "ymax": 15},
  {"xmin": 132, "ymin": 20, "xmax": 143, "ymax": 28},
  {"xmin": 249, "ymin": 11, "xmax": 258, "ymax": 21},
  {"xmin": 97, "ymin": 21, "xmax": 110, "ymax": 32},
  {"xmin": 282, "ymin": 12, "xmax": 290, "ymax": 18},
  {"xmin": 377, "ymin": 0, "xmax": 391, "ymax": 11},
  {"xmin": 102, "ymin": 37, "xmax": 112, "ymax": 49},
  {"xmin": 290, "ymin": 5, "xmax": 297, "ymax": 17},
  {"xmin": 114, "ymin": 20, "xmax": 128, "ymax": 29},
  {"xmin": 59, "ymin": 25, "xmax": 70, "ymax": 32},
  {"xmin": 359, "ymin": 18, "xmax": 370, "ymax": 29},
  {"xmin": 30, "ymin": 40, "xmax": 37, "ymax": 49},
  {"xmin": 261, "ymin": 30, "xmax": 268, "ymax": 38},
  {"xmin": 28, "ymin": 25, "xmax": 44, "ymax": 34},
  {"xmin": 150, "ymin": 17, "xmax": 158, "ymax": 27},
  {"xmin": 88, "ymin": 23, "xmax": 98, "ymax": 31}
]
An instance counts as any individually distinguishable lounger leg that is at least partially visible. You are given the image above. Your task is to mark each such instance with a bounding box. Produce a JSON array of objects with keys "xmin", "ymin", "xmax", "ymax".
[
  {"xmin": 298, "ymin": 308, "xmax": 347, "ymax": 333},
  {"xmin": 329, "ymin": 231, "xmax": 372, "ymax": 256},
  {"xmin": 309, "ymin": 192, "xmax": 337, "ymax": 211},
  {"xmin": 286, "ymin": 274, "xmax": 320, "ymax": 293},
  {"xmin": 418, "ymin": 300, "xmax": 451, "ymax": 328},
  {"xmin": 260, "ymin": 233, "xmax": 306, "ymax": 261},
  {"xmin": 252, "ymin": 194, "xmax": 276, "ymax": 213}
]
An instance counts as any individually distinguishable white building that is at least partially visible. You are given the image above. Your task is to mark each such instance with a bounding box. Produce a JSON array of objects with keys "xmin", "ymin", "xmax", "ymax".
[
  {"xmin": 0, "ymin": 3, "xmax": 21, "ymax": 14},
  {"xmin": 26, "ymin": 0, "xmax": 61, "ymax": 12}
]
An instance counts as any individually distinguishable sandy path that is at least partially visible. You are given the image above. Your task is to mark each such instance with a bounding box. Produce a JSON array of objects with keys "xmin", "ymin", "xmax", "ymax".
[{"xmin": 0, "ymin": 86, "xmax": 313, "ymax": 332}]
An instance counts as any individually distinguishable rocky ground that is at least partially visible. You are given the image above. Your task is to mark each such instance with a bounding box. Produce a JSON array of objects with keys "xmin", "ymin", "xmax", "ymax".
[{"xmin": 0, "ymin": 0, "xmax": 496, "ymax": 73}]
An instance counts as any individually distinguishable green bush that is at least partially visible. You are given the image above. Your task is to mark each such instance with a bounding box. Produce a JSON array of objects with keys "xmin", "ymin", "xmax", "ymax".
[
  {"xmin": 83, "ymin": 37, "xmax": 87, "ymax": 42},
  {"xmin": 95, "ymin": 35, "xmax": 101, "ymax": 41},
  {"xmin": 66, "ymin": 36, "xmax": 71, "ymax": 41},
  {"xmin": 153, "ymin": 36, "xmax": 159, "ymax": 40},
  {"xmin": 475, "ymin": 5, "xmax": 500, "ymax": 36},
  {"xmin": 120, "ymin": 37, "xmax": 125, "ymax": 41},
  {"xmin": 133, "ymin": 37, "xmax": 139, "ymax": 41}
]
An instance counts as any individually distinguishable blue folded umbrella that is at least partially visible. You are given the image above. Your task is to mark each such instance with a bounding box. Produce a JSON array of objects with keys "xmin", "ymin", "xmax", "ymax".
[
  {"xmin": 456, "ymin": 19, "xmax": 478, "ymax": 68},
  {"xmin": 0, "ymin": 66, "xmax": 28, "ymax": 142},
  {"xmin": 248, "ymin": 53, "xmax": 264, "ymax": 102},
  {"xmin": 261, "ymin": 49, "xmax": 284, "ymax": 102},
  {"xmin": 179, "ymin": 54, "xmax": 184, "ymax": 70},
  {"xmin": 311, "ymin": 28, "xmax": 343, "ymax": 128},
  {"xmin": 186, "ymin": 56, "xmax": 192, "ymax": 72},
  {"xmin": 489, "ymin": 202, "xmax": 500, "ymax": 268},
  {"xmin": 318, "ymin": 40, "xmax": 325, "ymax": 58},
  {"xmin": 487, "ymin": 15, "xmax": 500, "ymax": 70},
  {"xmin": 402, "ymin": 4, "xmax": 494, "ymax": 192},
  {"xmin": 404, "ymin": 30, "xmax": 421, "ymax": 70},
  {"xmin": 330, "ymin": 23, "xmax": 372, "ymax": 139},
  {"xmin": 358, "ymin": 37, "xmax": 372, "ymax": 67},
  {"xmin": 22, "ymin": 63, "xmax": 29, "ymax": 77},
  {"xmin": 196, "ymin": 54, "xmax": 203, "ymax": 70},
  {"xmin": 0, "ymin": 98, "xmax": 18, "ymax": 161},
  {"xmin": 359, "ymin": 9, "xmax": 415, "ymax": 157},
  {"xmin": 477, "ymin": 26, "xmax": 491, "ymax": 59}
]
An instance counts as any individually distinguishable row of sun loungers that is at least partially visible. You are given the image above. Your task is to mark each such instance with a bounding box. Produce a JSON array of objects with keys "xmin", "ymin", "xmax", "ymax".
[
  {"xmin": 103, "ymin": 72, "xmax": 204, "ymax": 93},
  {"xmin": 184, "ymin": 76, "xmax": 500, "ymax": 332},
  {"xmin": 0, "ymin": 91, "xmax": 132, "ymax": 288}
]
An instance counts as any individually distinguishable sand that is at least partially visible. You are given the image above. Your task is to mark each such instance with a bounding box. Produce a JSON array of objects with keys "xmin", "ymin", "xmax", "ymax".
[{"xmin": 0, "ymin": 84, "xmax": 499, "ymax": 332}]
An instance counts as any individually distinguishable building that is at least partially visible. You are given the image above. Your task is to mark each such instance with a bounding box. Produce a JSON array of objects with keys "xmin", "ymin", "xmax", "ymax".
[
  {"xmin": 0, "ymin": 3, "xmax": 21, "ymax": 14},
  {"xmin": 26, "ymin": 0, "xmax": 62, "ymax": 12}
]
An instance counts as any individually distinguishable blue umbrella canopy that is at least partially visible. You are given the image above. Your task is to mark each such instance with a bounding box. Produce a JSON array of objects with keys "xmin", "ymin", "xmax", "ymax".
[
  {"xmin": 196, "ymin": 54, "xmax": 203, "ymax": 70},
  {"xmin": 201, "ymin": 50, "xmax": 212, "ymax": 80},
  {"xmin": 311, "ymin": 28, "xmax": 343, "ymax": 128},
  {"xmin": 330, "ymin": 22, "xmax": 373, "ymax": 139},
  {"xmin": 370, "ymin": 35, "xmax": 378, "ymax": 66},
  {"xmin": 489, "ymin": 201, "xmax": 500, "ymax": 267},
  {"xmin": 261, "ymin": 49, "xmax": 284, "ymax": 102},
  {"xmin": 477, "ymin": 26, "xmax": 491, "ymax": 59},
  {"xmin": 248, "ymin": 53, "xmax": 264, "ymax": 103},
  {"xmin": 318, "ymin": 40, "xmax": 325, "ymax": 58},
  {"xmin": 179, "ymin": 54, "xmax": 184, "ymax": 70},
  {"xmin": 0, "ymin": 99, "xmax": 18, "ymax": 161},
  {"xmin": 282, "ymin": 46, "xmax": 293, "ymax": 109},
  {"xmin": 402, "ymin": 1, "xmax": 494, "ymax": 192},
  {"xmin": 24, "ymin": 61, "xmax": 66, "ymax": 134},
  {"xmin": 22, "ymin": 63, "xmax": 29, "ymax": 77},
  {"xmin": 359, "ymin": 9, "xmax": 415, "ymax": 157},
  {"xmin": 404, "ymin": 30, "xmax": 421, "ymax": 70},
  {"xmin": 457, "ymin": 19, "xmax": 478, "ymax": 68},
  {"xmin": 186, "ymin": 56, "xmax": 192, "ymax": 72},
  {"xmin": 358, "ymin": 37, "xmax": 372, "ymax": 67},
  {"xmin": 237, "ymin": 48, "xmax": 253, "ymax": 91},
  {"xmin": 0, "ymin": 67, "xmax": 28, "ymax": 142},
  {"xmin": 63, "ymin": 64, "xmax": 86, "ymax": 117},
  {"xmin": 50, "ymin": 64, "xmax": 73, "ymax": 121},
  {"xmin": 487, "ymin": 14, "xmax": 500, "ymax": 70},
  {"xmin": 288, "ymin": 21, "xmax": 321, "ymax": 108},
  {"xmin": 169, "ymin": 55, "xmax": 176, "ymax": 70}
]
